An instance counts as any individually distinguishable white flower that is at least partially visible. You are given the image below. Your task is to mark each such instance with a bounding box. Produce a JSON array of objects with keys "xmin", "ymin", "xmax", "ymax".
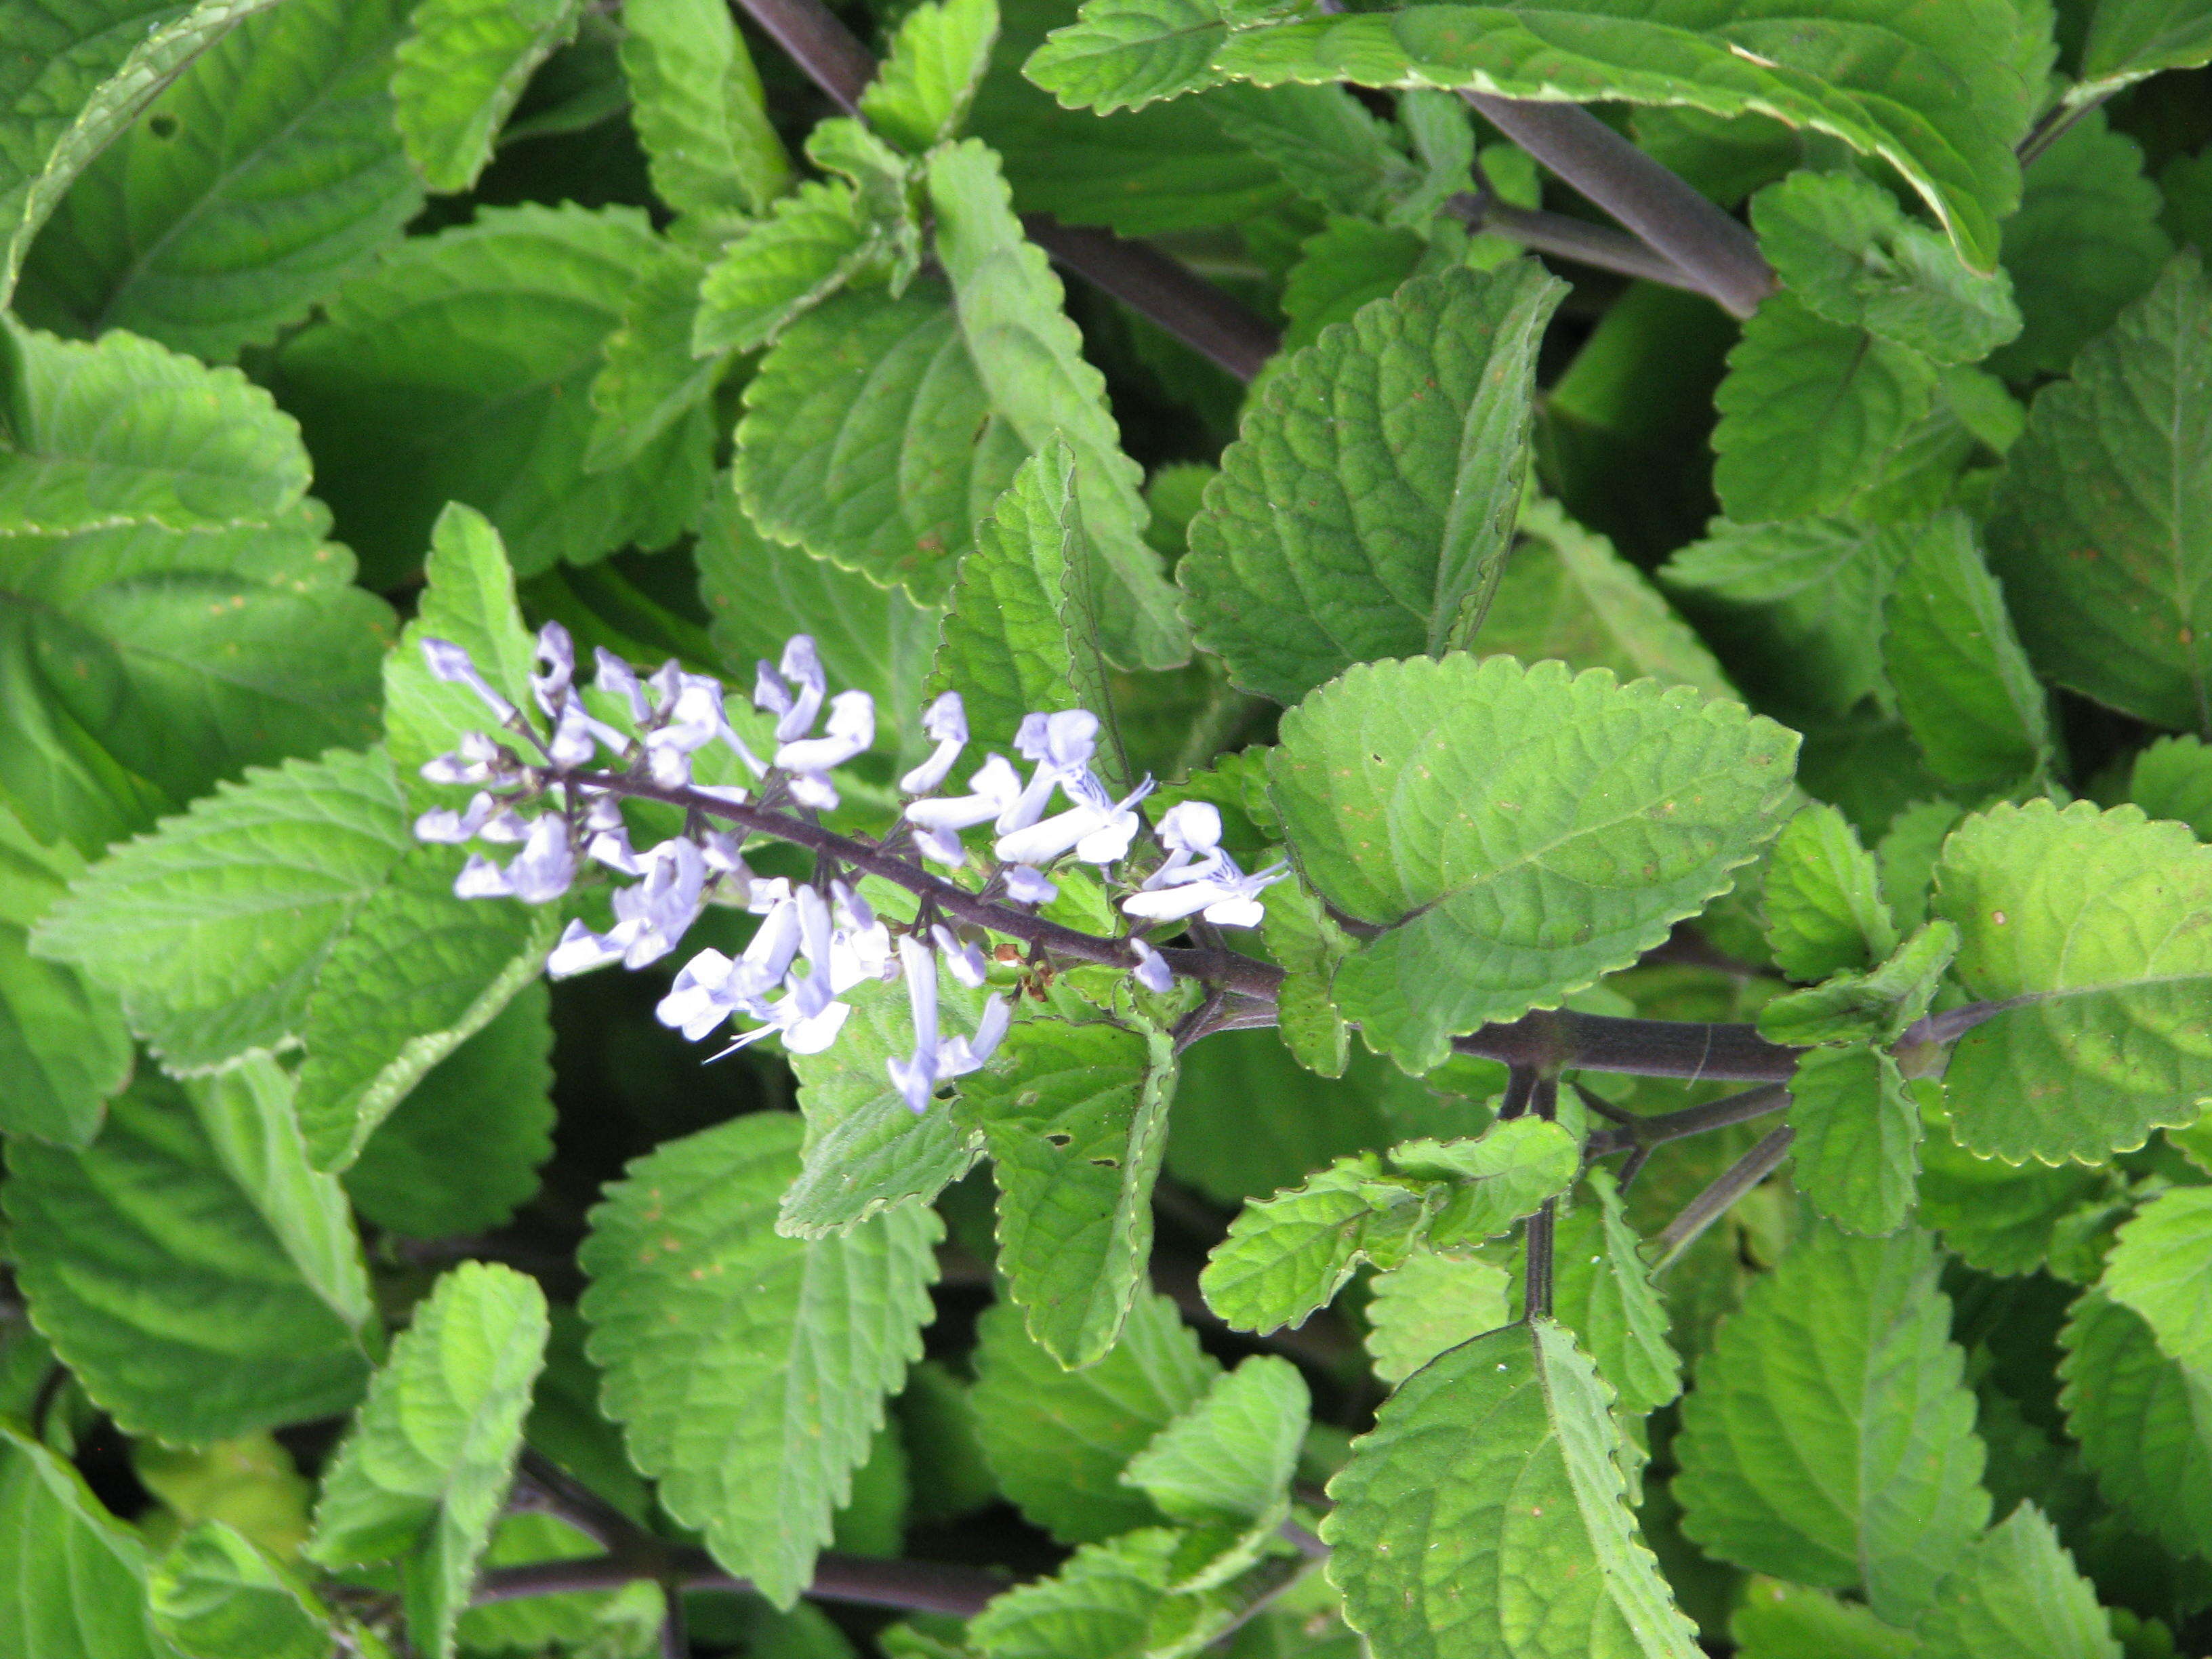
[
  {"xmin": 422, "ymin": 638, "xmax": 517, "ymax": 720},
  {"xmin": 900, "ymin": 693, "xmax": 969, "ymax": 794},
  {"xmin": 906, "ymin": 754, "xmax": 1024, "ymax": 864},
  {"xmin": 1000, "ymin": 711, "xmax": 1099, "ymax": 833},
  {"xmin": 1143, "ymin": 802, "xmax": 1226, "ymax": 890},
  {"xmin": 994, "ymin": 773, "xmax": 1153, "ymax": 867},
  {"xmin": 939, "ymin": 994, "xmax": 1012, "ymax": 1078},
  {"xmin": 1120, "ymin": 864, "xmax": 1288, "ymax": 929},
  {"xmin": 779, "ymin": 689, "xmax": 876, "ymax": 808},
  {"xmin": 548, "ymin": 918, "xmax": 626, "ymax": 979}
]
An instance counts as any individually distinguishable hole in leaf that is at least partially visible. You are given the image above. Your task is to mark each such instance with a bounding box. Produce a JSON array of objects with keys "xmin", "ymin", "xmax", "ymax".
[
  {"xmin": 1089, "ymin": 1157, "xmax": 1119, "ymax": 1169},
  {"xmin": 148, "ymin": 114, "xmax": 178, "ymax": 138},
  {"xmin": 1042, "ymin": 1132, "xmax": 1072, "ymax": 1147}
]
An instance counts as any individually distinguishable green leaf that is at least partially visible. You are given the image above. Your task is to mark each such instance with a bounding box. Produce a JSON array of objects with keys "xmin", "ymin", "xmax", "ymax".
[
  {"xmin": 5, "ymin": 1066, "xmax": 375, "ymax": 1444},
  {"xmin": 1933, "ymin": 798, "xmax": 2212, "ymax": 1162},
  {"xmin": 1207, "ymin": 83, "xmax": 1422, "ymax": 223},
  {"xmin": 933, "ymin": 436, "xmax": 1113, "ymax": 757},
  {"xmin": 2057, "ymin": 1290, "xmax": 2212, "ymax": 1563},
  {"xmin": 1751, "ymin": 171, "xmax": 2021, "ymax": 365},
  {"xmin": 693, "ymin": 182, "xmax": 878, "ymax": 356},
  {"xmin": 958, "ymin": 1015, "xmax": 1178, "ymax": 1369},
  {"xmin": 1025, "ymin": 0, "xmax": 1261, "ymax": 114},
  {"xmin": 1763, "ymin": 803, "xmax": 1898, "ymax": 983},
  {"xmin": 381, "ymin": 501, "xmax": 539, "ymax": 810},
  {"xmin": 273, "ymin": 203, "xmax": 714, "ymax": 584},
  {"xmin": 1198, "ymin": 1121, "xmax": 1575, "ymax": 1334},
  {"xmin": 1713, "ymin": 295, "xmax": 1939, "ymax": 524},
  {"xmin": 1475, "ymin": 497, "xmax": 1733, "ymax": 700},
  {"xmin": 1279, "ymin": 216, "xmax": 1425, "ymax": 354},
  {"xmin": 926, "ymin": 140, "xmax": 1187, "ymax": 671},
  {"xmin": 0, "ymin": 0, "xmax": 284, "ymax": 304},
  {"xmin": 150, "ymin": 1521, "xmax": 339, "ymax": 1659},
  {"xmin": 1192, "ymin": 0, "xmax": 2040, "ymax": 270},
  {"xmin": 1986, "ymin": 252, "xmax": 2212, "ymax": 731},
  {"xmin": 15, "ymin": 0, "xmax": 421, "ymax": 363},
  {"xmin": 1756, "ymin": 919, "xmax": 1958, "ymax": 1048},
  {"xmin": 2127, "ymin": 734, "xmax": 2212, "ymax": 838},
  {"xmin": 1673, "ymin": 1225, "xmax": 1988, "ymax": 1623},
  {"xmin": 966, "ymin": 1526, "xmax": 1238, "ymax": 1659},
  {"xmin": 1323, "ymin": 1317, "xmax": 1704, "ymax": 1659},
  {"xmin": 1362, "ymin": 1250, "xmax": 1511, "ymax": 1387},
  {"xmin": 1989, "ymin": 109, "xmax": 2173, "ymax": 382},
  {"xmin": 0, "ymin": 1426, "xmax": 176, "ymax": 1659},
  {"xmin": 293, "ymin": 842, "xmax": 557, "ymax": 1170},
  {"xmin": 578, "ymin": 1111, "xmax": 939, "ymax": 1605},
  {"xmin": 2101, "ymin": 1186, "xmax": 2212, "ymax": 1373},
  {"xmin": 1551, "ymin": 1168, "xmax": 1680, "ymax": 1417},
  {"xmin": 865, "ymin": 0, "xmax": 1002, "ymax": 150},
  {"xmin": 1659, "ymin": 516, "xmax": 1902, "ymax": 725},
  {"xmin": 0, "ymin": 920, "xmax": 129, "ymax": 1146},
  {"xmin": 451, "ymin": 1511, "xmax": 663, "ymax": 1658},
  {"xmin": 2078, "ymin": 0, "xmax": 2212, "ymax": 98},
  {"xmin": 1882, "ymin": 512, "xmax": 2051, "ymax": 789},
  {"xmin": 0, "ymin": 323, "xmax": 389, "ymax": 853},
  {"xmin": 1912, "ymin": 1502, "xmax": 2121, "ymax": 1659},
  {"xmin": 586, "ymin": 237, "xmax": 726, "ymax": 472},
  {"xmin": 781, "ymin": 968, "xmax": 988, "ymax": 1239},
  {"xmin": 310, "ymin": 1261, "xmax": 549, "ymax": 1659},
  {"xmin": 390, "ymin": 0, "xmax": 587, "ymax": 193},
  {"xmin": 1258, "ymin": 879, "xmax": 1353, "ymax": 1078},
  {"xmin": 1729, "ymin": 1579, "xmax": 1920, "ymax": 1659},
  {"xmin": 34, "ymin": 746, "xmax": 401, "ymax": 1069},
  {"xmin": 737, "ymin": 280, "xmax": 1026, "ymax": 602},
  {"xmin": 970, "ymin": 1290, "xmax": 1218, "ymax": 1544},
  {"xmin": 620, "ymin": 0, "xmax": 789, "ymax": 221},
  {"xmin": 342, "ymin": 981, "xmax": 554, "ymax": 1239},
  {"xmin": 1121, "ymin": 1354, "xmax": 1307, "ymax": 1526},
  {"xmin": 1917, "ymin": 1098, "xmax": 2112, "ymax": 1275},
  {"xmin": 1784, "ymin": 1044, "xmax": 1921, "ymax": 1237},
  {"xmin": 1269, "ymin": 654, "xmax": 1798, "ymax": 1072},
  {"xmin": 1181, "ymin": 264, "xmax": 1565, "ymax": 704}
]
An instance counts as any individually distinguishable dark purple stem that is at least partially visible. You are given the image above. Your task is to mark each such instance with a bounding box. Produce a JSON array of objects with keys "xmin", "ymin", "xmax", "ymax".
[
  {"xmin": 1462, "ymin": 95, "xmax": 1775, "ymax": 317},
  {"xmin": 1522, "ymin": 1073, "xmax": 1559, "ymax": 1322},
  {"xmin": 722, "ymin": 0, "xmax": 1279, "ymax": 380},
  {"xmin": 474, "ymin": 1551, "xmax": 1005, "ymax": 1616}
]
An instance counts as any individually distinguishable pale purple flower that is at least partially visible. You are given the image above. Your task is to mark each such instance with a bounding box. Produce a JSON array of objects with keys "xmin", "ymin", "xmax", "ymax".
[
  {"xmin": 939, "ymin": 994, "xmax": 1011, "ymax": 1078},
  {"xmin": 900, "ymin": 693, "xmax": 969, "ymax": 795},
  {"xmin": 415, "ymin": 792, "xmax": 495, "ymax": 844},
  {"xmin": 931, "ymin": 923, "xmax": 988, "ymax": 987},
  {"xmin": 1001, "ymin": 711, "xmax": 1099, "ymax": 833},
  {"xmin": 548, "ymin": 918, "xmax": 626, "ymax": 979},
  {"xmin": 422, "ymin": 638, "xmax": 516, "ymax": 721},
  {"xmin": 546, "ymin": 695, "xmax": 598, "ymax": 767},
  {"xmin": 596, "ymin": 649, "xmax": 652, "ymax": 726},
  {"xmin": 531, "ymin": 623, "xmax": 575, "ymax": 716},
  {"xmin": 1120, "ymin": 863, "xmax": 1288, "ymax": 929},
  {"xmin": 1004, "ymin": 865, "xmax": 1057, "ymax": 905},
  {"xmin": 1142, "ymin": 802, "xmax": 1225, "ymax": 890},
  {"xmin": 889, "ymin": 935, "xmax": 941, "ymax": 1112},
  {"xmin": 604, "ymin": 836, "xmax": 707, "ymax": 966},
  {"xmin": 422, "ymin": 731, "xmax": 502, "ymax": 786},
  {"xmin": 1130, "ymin": 939, "xmax": 1173, "ymax": 994},
  {"xmin": 654, "ymin": 947, "xmax": 743, "ymax": 1033},
  {"xmin": 449, "ymin": 816, "xmax": 575, "ymax": 903},
  {"xmin": 779, "ymin": 690, "xmax": 876, "ymax": 807},
  {"xmin": 755, "ymin": 636, "xmax": 826, "ymax": 743}
]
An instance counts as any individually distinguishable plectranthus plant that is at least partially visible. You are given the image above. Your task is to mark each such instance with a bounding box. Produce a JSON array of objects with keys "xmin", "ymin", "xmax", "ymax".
[{"xmin": 7, "ymin": 0, "xmax": 2212, "ymax": 1657}]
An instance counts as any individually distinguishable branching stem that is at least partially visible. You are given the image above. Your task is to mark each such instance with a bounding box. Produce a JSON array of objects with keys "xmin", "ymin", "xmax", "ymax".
[
  {"xmin": 1461, "ymin": 95, "xmax": 1776, "ymax": 316},
  {"xmin": 721, "ymin": 0, "xmax": 1279, "ymax": 379},
  {"xmin": 1649, "ymin": 1124, "xmax": 1795, "ymax": 1274}
]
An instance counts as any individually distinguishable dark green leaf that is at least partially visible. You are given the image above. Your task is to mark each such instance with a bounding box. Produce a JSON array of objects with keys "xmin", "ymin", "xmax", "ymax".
[
  {"xmin": 1784, "ymin": 1044, "xmax": 1921, "ymax": 1237},
  {"xmin": 390, "ymin": 0, "xmax": 586, "ymax": 194}
]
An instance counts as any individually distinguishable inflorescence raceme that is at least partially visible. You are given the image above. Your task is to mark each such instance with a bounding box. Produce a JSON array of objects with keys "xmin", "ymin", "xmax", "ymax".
[{"xmin": 414, "ymin": 626, "xmax": 1289, "ymax": 1110}]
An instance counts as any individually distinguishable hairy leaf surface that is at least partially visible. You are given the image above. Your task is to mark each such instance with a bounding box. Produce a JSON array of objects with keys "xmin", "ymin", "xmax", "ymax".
[
  {"xmin": 1934, "ymin": 798, "xmax": 2212, "ymax": 1162},
  {"xmin": 390, "ymin": 0, "xmax": 586, "ymax": 193},
  {"xmin": 1673, "ymin": 1225, "xmax": 1987, "ymax": 1622},
  {"xmin": 310, "ymin": 1261, "xmax": 548, "ymax": 1659},
  {"xmin": 1181, "ymin": 263, "xmax": 1564, "ymax": 703},
  {"xmin": 579, "ymin": 1112, "xmax": 939, "ymax": 1605},
  {"xmin": 1324, "ymin": 1318, "xmax": 1703, "ymax": 1659},
  {"xmin": 1269, "ymin": 654, "xmax": 1797, "ymax": 1071},
  {"xmin": 0, "ymin": 1427, "xmax": 175, "ymax": 1659},
  {"xmin": 1987, "ymin": 253, "xmax": 2212, "ymax": 731}
]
